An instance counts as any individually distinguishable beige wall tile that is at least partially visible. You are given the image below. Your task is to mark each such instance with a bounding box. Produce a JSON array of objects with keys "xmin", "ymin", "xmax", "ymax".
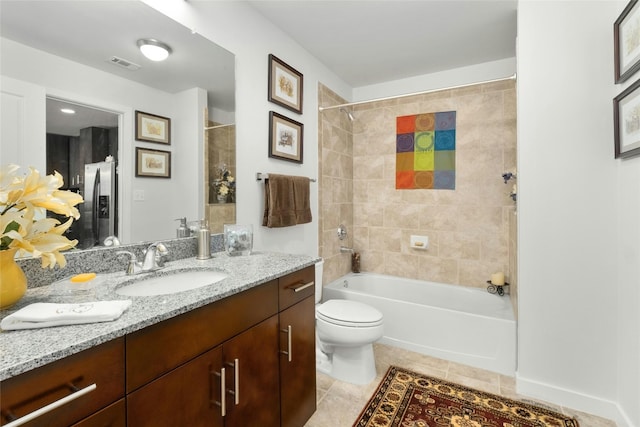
[{"xmin": 318, "ymin": 81, "xmax": 516, "ymax": 290}]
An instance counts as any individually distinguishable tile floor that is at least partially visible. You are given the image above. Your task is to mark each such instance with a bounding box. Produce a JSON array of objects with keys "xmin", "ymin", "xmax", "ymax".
[{"xmin": 304, "ymin": 343, "xmax": 617, "ymax": 427}]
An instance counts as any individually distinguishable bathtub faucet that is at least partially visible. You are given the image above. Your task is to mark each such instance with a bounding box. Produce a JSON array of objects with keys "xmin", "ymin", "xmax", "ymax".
[{"xmin": 340, "ymin": 246, "xmax": 354, "ymax": 254}]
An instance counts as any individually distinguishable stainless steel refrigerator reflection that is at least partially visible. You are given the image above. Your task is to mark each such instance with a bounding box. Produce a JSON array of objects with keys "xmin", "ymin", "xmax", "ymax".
[{"xmin": 81, "ymin": 162, "xmax": 116, "ymax": 249}]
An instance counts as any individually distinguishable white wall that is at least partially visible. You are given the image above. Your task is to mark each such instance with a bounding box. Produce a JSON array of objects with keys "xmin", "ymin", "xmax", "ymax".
[
  {"xmin": 143, "ymin": 0, "xmax": 352, "ymax": 256},
  {"xmin": 518, "ymin": 1, "xmax": 638, "ymax": 425},
  {"xmin": 613, "ymin": 3, "xmax": 640, "ymax": 425},
  {"xmin": 618, "ymin": 153, "xmax": 640, "ymax": 427},
  {"xmin": 0, "ymin": 37, "xmax": 204, "ymax": 244}
]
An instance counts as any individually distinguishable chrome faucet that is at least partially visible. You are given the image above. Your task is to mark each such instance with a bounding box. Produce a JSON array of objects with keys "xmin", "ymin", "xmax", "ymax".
[
  {"xmin": 117, "ymin": 242, "xmax": 168, "ymax": 275},
  {"xmin": 142, "ymin": 242, "xmax": 168, "ymax": 270}
]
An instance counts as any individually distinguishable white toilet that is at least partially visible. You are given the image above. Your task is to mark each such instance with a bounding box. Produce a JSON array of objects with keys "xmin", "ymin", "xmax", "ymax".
[{"xmin": 314, "ymin": 260, "xmax": 384, "ymax": 385}]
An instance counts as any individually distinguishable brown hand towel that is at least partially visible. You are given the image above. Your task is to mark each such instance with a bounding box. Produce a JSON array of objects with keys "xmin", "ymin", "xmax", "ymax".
[{"xmin": 262, "ymin": 174, "xmax": 312, "ymax": 228}]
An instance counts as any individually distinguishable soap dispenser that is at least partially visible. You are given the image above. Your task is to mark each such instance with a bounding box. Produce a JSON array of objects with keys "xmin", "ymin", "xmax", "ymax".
[
  {"xmin": 196, "ymin": 219, "xmax": 211, "ymax": 260},
  {"xmin": 175, "ymin": 217, "xmax": 190, "ymax": 238}
]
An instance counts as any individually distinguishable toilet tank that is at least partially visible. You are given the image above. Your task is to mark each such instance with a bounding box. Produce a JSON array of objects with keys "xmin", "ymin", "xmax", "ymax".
[{"xmin": 315, "ymin": 259, "xmax": 324, "ymax": 304}]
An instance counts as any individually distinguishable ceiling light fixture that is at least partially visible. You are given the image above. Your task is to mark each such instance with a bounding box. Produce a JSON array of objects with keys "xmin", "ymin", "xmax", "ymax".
[
  {"xmin": 60, "ymin": 108, "xmax": 76, "ymax": 114},
  {"xmin": 137, "ymin": 38, "xmax": 172, "ymax": 62}
]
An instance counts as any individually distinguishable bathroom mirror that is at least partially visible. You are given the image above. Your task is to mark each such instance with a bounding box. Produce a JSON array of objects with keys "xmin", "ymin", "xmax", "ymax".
[{"xmin": 0, "ymin": 0, "xmax": 236, "ymax": 247}]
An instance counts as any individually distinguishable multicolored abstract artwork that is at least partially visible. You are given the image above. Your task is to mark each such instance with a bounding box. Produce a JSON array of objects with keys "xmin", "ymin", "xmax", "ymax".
[{"xmin": 396, "ymin": 111, "xmax": 456, "ymax": 189}]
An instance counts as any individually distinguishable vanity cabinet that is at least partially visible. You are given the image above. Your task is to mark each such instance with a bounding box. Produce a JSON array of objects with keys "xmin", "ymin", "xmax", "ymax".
[
  {"xmin": 0, "ymin": 337, "xmax": 125, "ymax": 427},
  {"xmin": 126, "ymin": 280, "xmax": 280, "ymax": 426},
  {"xmin": 0, "ymin": 264, "xmax": 317, "ymax": 427}
]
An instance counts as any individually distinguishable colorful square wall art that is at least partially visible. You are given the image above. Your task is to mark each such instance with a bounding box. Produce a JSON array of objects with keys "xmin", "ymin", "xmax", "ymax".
[{"xmin": 396, "ymin": 111, "xmax": 456, "ymax": 190}]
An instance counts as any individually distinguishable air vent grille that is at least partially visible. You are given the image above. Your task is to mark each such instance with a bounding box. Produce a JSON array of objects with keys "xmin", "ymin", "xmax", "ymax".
[{"xmin": 108, "ymin": 56, "xmax": 141, "ymax": 71}]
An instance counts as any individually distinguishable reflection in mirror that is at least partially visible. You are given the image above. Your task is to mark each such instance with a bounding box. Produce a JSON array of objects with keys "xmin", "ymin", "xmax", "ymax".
[
  {"xmin": 205, "ymin": 113, "xmax": 236, "ymax": 233},
  {"xmin": 46, "ymin": 98, "xmax": 120, "ymax": 249},
  {"xmin": 0, "ymin": 1, "xmax": 236, "ymax": 249}
]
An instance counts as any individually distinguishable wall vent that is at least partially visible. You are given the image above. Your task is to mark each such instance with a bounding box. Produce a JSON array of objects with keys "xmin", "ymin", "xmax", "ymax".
[{"xmin": 108, "ymin": 56, "xmax": 141, "ymax": 71}]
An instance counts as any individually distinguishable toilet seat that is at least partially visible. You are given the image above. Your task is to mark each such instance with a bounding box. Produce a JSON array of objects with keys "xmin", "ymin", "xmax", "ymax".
[{"xmin": 316, "ymin": 300, "xmax": 383, "ymax": 327}]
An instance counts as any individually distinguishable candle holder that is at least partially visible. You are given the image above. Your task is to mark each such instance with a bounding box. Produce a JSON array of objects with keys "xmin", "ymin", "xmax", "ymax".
[{"xmin": 486, "ymin": 281, "xmax": 510, "ymax": 296}]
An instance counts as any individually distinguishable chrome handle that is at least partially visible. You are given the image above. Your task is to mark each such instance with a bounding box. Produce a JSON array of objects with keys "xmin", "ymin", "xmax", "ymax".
[
  {"xmin": 290, "ymin": 281, "xmax": 314, "ymax": 293},
  {"xmin": 4, "ymin": 383, "xmax": 96, "ymax": 427},
  {"xmin": 213, "ymin": 367, "xmax": 226, "ymax": 417},
  {"xmin": 280, "ymin": 325, "xmax": 292, "ymax": 362},
  {"xmin": 226, "ymin": 358, "xmax": 239, "ymax": 405}
]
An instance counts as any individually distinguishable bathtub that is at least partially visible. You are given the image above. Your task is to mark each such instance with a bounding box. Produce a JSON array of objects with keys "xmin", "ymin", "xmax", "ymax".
[{"xmin": 322, "ymin": 272, "xmax": 516, "ymax": 376}]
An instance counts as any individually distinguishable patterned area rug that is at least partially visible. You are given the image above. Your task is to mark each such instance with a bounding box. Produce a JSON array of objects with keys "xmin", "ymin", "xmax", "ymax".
[{"xmin": 353, "ymin": 366, "xmax": 579, "ymax": 427}]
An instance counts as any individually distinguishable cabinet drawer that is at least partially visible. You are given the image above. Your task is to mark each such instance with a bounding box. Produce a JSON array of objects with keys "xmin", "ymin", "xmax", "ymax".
[
  {"xmin": 126, "ymin": 280, "xmax": 278, "ymax": 393},
  {"xmin": 278, "ymin": 266, "xmax": 315, "ymax": 311},
  {"xmin": 0, "ymin": 337, "xmax": 125, "ymax": 427}
]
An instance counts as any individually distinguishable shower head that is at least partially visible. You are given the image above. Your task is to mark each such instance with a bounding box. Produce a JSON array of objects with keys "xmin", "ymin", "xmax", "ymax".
[{"xmin": 340, "ymin": 107, "xmax": 355, "ymax": 121}]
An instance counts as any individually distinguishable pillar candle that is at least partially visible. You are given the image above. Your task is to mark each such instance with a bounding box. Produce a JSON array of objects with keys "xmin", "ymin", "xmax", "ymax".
[{"xmin": 491, "ymin": 272, "xmax": 505, "ymax": 286}]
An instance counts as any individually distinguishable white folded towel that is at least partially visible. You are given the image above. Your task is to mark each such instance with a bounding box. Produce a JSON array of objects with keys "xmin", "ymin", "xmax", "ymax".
[{"xmin": 0, "ymin": 300, "xmax": 132, "ymax": 330}]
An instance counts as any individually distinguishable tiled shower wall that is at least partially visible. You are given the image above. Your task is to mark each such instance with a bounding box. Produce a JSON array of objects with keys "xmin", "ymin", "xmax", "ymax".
[
  {"xmin": 205, "ymin": 121, "xmax": 236, "ymax": 233},
  {"xmin": 319, "ymin": 81, "xmax": 517, "ymax": 289},
  {"xmin": 318, "ymin": 87, "xmax": 354, "ymax": 284}
]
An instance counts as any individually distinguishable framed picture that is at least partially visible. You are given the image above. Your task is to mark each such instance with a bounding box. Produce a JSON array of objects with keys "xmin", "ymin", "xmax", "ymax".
[
  {"xmin": 614, "ymin": 78, "xmax": 640, "ymax": 158},
  {"xmin": 268, "ymin": 54, "xmax": 303, "ymax": 114},
  {"xmin": 135, "ymin": 110, "xmax": 171, "ymax": 144},
  {"xmin": 615, "ymin": 0, "xmax": 640, "ymax": 83},
  {"xmin": 269, "ymin": 111, "xmax": 304, "ymax": 164},
  {"xmin": 135, "ymin": 147, "xmax": 171, "ymax": 178}
]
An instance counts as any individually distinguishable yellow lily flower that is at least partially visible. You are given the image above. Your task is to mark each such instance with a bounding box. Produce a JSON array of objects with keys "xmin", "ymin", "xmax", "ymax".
[{"xmin": 1, "ymin": 164, "xmax": 83, "ymax": 268}]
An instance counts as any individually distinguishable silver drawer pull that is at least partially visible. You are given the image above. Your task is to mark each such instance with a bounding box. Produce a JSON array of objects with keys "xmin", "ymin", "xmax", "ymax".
[
  {"xmin": 290, "ymin": 281, "xmax": 314, "ymax": 293},
  {"xmin": 213, "ymin": 367, "xmax": 226, "ymax": 417},
  {"xmin": 4, "ymin": 383, "xmax": 96, "ymax": 427},
  {"xmin": 280, "ymin": 325, "xmax": 292, "ymax": 362},
  {"xmin": 226, "ymin": 358, "xmax": 240, "ymax": 405}
]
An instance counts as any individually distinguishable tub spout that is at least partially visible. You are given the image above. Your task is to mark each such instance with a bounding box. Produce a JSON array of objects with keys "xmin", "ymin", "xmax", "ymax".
[{"xmin": 340, "ymin": 246, "xmax": 354, "ymax": 254}]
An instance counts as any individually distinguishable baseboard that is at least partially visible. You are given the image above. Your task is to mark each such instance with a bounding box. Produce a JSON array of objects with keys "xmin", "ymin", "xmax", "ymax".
[{"xmin": 516, "ymin": 374, "xmax": 634, "ymax": 426}]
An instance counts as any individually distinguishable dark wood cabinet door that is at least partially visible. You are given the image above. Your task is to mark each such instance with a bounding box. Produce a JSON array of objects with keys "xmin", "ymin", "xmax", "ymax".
[
  {"xmin": 279, "ymin": 296, "xmax": 317, "ymax": 427},
  {"xmin": 223, "ymin": 315, "xmax": 281, "ymax": 427},
  {"xmin": 127, "ymin": 346, "xmax": 224, "ymax": 427},
  {"xmin": 72, "ymin": 399, "xmax": 125, "ymax": 427}
]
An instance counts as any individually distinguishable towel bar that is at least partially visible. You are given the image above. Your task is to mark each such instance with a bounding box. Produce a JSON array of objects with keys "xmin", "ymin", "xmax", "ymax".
[{"xmin": 256, "ymin": 172, "xmax": 316, "ymax": 182}]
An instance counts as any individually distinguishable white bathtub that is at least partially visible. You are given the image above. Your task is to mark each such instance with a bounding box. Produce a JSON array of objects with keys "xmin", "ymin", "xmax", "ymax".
[{"xmin": 322, "ymin": 272, "xmax": 516, "ymax": 376}]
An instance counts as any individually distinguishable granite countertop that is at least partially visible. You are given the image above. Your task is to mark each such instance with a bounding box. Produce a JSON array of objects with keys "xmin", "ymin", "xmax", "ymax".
[{"xmin": 0, "ymin": 251, "xmax": 320, "ymax": 381}]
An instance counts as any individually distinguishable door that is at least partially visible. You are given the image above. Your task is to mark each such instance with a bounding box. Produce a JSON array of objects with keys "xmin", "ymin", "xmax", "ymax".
[
  {"xmin": 279, "ymin": 296, "xmax": 317, "ymax": 427},
  {"xmin": 127, "ymin": 346, "xmax": 224, "ymax": 427},
  {"xmin": 223, "ymin": 315, "xmax": 280, "ymax": 427},
  {"xmin": 0, "ymin": 76, "xmax": 46, "ymax": 171}
]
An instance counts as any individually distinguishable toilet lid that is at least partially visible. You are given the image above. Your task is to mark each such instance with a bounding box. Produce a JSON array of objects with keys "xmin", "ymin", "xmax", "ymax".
[{"xmin": 316, "ymin": 300, "xmax": 383, "ymax": 327}]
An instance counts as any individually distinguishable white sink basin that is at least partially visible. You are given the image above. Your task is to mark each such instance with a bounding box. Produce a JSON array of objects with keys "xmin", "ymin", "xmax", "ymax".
[{"xmin": 116, "ymin": 270, "xmax": 228, "ymax": 296}]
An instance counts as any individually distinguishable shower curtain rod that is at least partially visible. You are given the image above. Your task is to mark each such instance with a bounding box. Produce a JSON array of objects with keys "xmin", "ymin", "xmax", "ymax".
[
  {"xmin": 318, "ymin": 73, "xmax": 516, "ymax": 112},
  {"xmin": 204, "ymin": 123, "xmax": 235, "ymax": 130}
]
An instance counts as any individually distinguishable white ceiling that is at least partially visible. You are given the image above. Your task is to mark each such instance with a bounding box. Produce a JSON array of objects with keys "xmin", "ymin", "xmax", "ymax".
[{"xmin": 248, "ymin": 0, "xmax": 518, "ymax": 87}]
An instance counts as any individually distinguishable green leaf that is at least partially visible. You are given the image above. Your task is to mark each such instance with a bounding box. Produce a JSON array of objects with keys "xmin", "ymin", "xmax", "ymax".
[{"xmin": 0, "ymin": 220, "xmax": 20, "ymax": 250}]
